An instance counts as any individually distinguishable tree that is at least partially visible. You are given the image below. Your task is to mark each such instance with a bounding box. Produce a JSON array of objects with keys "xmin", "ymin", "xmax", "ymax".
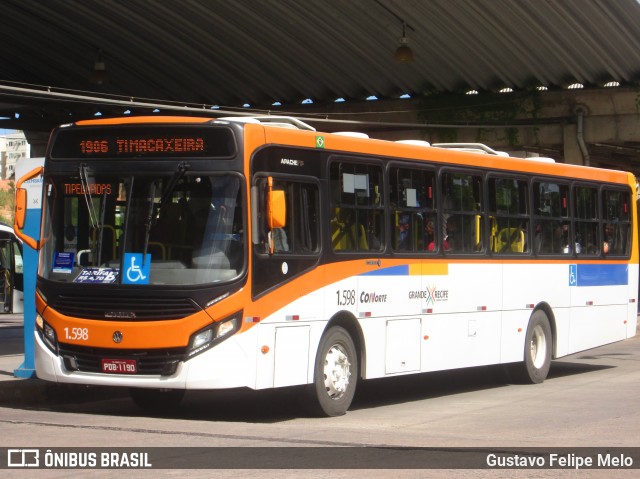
[{"xmin": 0, "ymin": 181, "xmax": 15, "ymax": 226}]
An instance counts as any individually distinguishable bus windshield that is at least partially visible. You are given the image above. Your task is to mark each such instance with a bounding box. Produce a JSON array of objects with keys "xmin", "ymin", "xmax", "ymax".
[{"xmin": 39, "ymin": 170, "xmax": 244, "ymax": 286}]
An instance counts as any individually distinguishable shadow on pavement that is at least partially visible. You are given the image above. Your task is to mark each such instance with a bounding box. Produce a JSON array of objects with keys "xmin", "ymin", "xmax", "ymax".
[{"xmin": 0, "ymin": 359, "xmax": 612, "ymax": 423}]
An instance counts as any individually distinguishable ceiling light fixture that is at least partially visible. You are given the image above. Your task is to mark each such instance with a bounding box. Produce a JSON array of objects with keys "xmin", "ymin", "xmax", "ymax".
[
  {"xmin": 90, "ymin": 49, "xmax": 109, "ymax": 85},
  {"xmin": 394, "ymin": 23, "xmax": 413, "ymax": 63},
  {"xmin": 373, "ymin": 0, "xmax": 415, "ymax": 64}
]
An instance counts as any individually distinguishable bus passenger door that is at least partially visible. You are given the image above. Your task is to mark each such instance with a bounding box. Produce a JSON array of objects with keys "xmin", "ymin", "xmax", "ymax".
[{"xmin": 0, "ymin": 236, "xmax": 23, "ymax": 314}]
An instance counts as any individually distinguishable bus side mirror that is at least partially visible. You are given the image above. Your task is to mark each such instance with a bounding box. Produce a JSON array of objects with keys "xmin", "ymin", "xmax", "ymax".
[
  {"xmin": 13, "ymin": 165, "xmax": 43, "ymax": 250},
  {"xmin": 15, "ymin": 188, "xmax": 27, "ymax": 230},
  {"xmin": 266, "ymin": 177, "xmax": 287, "ymax": 255},
  {"xmin": 267, "ymin": 190, "xmax": 286, "ymax": 229}
]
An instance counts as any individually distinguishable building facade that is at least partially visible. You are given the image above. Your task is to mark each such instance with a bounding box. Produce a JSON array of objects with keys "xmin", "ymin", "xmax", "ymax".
[{"xmin": 0, "ymin": 131, "xmax": 30, "ymax": 180}]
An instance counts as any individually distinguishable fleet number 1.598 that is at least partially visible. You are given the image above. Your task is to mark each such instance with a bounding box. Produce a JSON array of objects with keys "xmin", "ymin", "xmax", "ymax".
[
  {"xmin": 64, "ymin": 327, "xmax": 89, "ymax": 341},
  {"xmin": 336, "ymin": 289, "xmax": 356, "ymax": 306}
]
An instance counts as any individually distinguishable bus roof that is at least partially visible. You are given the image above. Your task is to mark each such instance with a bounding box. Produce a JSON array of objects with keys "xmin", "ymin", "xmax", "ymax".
[{"xmin": 61, "ymin": 115, "xmax": 634, "ymax": 186}]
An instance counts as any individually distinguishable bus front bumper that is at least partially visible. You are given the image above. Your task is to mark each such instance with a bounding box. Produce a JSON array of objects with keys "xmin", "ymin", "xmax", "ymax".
[{"xmin": 33, "ymin": 330, "xmax": 254, "ymax": 390}]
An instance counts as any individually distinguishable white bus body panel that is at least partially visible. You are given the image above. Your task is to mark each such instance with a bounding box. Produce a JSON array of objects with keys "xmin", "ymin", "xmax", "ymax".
[{"xmin": 35, "ymin": 259, "xmax": 638, "ymax": 391}]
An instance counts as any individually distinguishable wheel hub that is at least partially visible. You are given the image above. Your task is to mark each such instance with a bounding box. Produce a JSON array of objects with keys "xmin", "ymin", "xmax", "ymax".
[
  {"xmin": 323, "ymin": 344, "xmax": 351, "ymax": 399},
  {"xmin": 530, "ymin": 324, "xmax": 547, "ymax": 369}
]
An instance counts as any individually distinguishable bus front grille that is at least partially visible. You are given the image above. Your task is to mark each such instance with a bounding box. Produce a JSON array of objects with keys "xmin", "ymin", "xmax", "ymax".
[
  {"xmin": 58, "ymin": 343, "xmax": 186, "ymax": 376},
  {"xmin": 52, "ymin": 295, "xmax": 200, "ymax": 320}
]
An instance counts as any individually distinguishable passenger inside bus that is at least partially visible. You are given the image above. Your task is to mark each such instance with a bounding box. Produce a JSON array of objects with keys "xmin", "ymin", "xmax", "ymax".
[
  {"xmin": 443, "ymin": 215, "xmax": 458, "ymax": 251},
  {"xmin": 603, "ymin": 223, "xmax": 616, "ymax": 255},
  {"xmin": 366, "ymin": 215, "xmax": 382, "ymax": 250},
  {"xmin": 397, "ymin": 215, "xmax": 411, "ymax": 250},
  {"xmin": 425, "ymin": 220, "xmax": 436, "ymax": 251},
  {"xmin": 270, "ymin": 227, "xmax": 289, "ymax": 253},
  {"xmin": 426, "ymin": 219, "xmax": 450, "ymax": 251}
]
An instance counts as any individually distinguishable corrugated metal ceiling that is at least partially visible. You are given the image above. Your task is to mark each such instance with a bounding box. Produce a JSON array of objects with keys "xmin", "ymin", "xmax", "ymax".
[{"xmin": 1, "ymin": 0, "xmax": 639, "ymax": 115}]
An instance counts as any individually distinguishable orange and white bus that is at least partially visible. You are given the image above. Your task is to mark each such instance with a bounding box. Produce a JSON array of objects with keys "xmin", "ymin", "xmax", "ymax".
[{"xmin": 18, "ymin": 115, "xmax": 638, "ymax": 416}]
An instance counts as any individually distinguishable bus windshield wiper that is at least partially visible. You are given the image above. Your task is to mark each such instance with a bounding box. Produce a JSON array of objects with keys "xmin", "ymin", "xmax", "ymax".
[
  {"xmin": 142, "ymin": 180, "xmax": 157, "ymax": 263},
  {"xmin": 79, "ymin": 164, "xmax": 98, "ymax": 230},
  {"xmin": 96, "ymin": 189, "xmax": 108, "ymax": 265},
  {"xmin": 79, "ymin": 164, "xmax": 105, "ymax": 265},
  {"xmin": 159, "ymin": 161, "xmax": 190, "ymax": 209},
  {"xmin": 140, "ymin": 161, "xmax": 189, "ymax": 263}
]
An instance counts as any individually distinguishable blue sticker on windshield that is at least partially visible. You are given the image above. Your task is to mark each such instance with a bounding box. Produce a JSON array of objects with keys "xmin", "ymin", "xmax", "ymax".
[
  {"xmin": 122, "ymin": 253, "xmax": 151, "ymax": 285},
  {"xmin": 53, "ymin": 251, "xmax": 74, "ymax": 273}
]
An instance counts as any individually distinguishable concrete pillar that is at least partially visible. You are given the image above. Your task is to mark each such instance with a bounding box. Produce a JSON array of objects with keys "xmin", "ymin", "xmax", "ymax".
[
  {"xmin": 562, "ymin": 124, "xmax": 583, "ymax": 166},
  {"xmin": 23, "ymin": 131, "xmax": 49, "ymax": 158}
]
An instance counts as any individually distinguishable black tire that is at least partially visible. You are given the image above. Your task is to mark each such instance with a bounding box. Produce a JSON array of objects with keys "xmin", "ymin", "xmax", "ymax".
[
  {"xmin": 507, "ymin": 310, "xmax": 552, "ymax": 384},
  {"xmin": 310, "ymin": 326, "xmax": 358, "ymax": 417},
  {"xmin": 128, "ymin": 388, "xmax": 185, "ymax": 413}
]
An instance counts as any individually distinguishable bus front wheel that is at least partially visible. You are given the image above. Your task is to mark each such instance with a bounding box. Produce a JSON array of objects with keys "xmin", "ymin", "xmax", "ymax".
[
  {"xmin": 310, "ymin": 326, "xmax": 358, "ymax": 417},
  {"xmin": 507, "ymin": 310, "xmax": 552, "ymax": 384}
]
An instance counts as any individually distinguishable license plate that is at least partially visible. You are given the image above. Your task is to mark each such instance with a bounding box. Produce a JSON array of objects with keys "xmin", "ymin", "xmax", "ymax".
[{"xmin": 101, "ymin": 358, "xmax": 137, "ymax": 374}]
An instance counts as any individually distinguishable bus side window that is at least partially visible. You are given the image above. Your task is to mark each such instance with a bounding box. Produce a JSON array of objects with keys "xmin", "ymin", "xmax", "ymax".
[
  {"xmin": 330, "ymin": 161, "xmax": 383, "ymax": 253},
  {"xmin": 533, "ymin": 181, "xmax": 570, "ymax": 255},
  {"xmin": 389, "ymin": 167, "xmax": 436, "ymax": 253},
  {"xmin": 574, "ymin": 185, "xmax": 599, "ymax": 255},
  {"xmin": 488, "ymin": 177, "xmax": 529, "ymax": 254},
  {"xmin": 442, "ymin": 172, "xmax": 484, "ymax": 254},
  {"xmin": 256, "ymin": 178, "xmax": 319, "ymax": 255},
  {"xmin": 603, "ymin": 189, "xmax": 631, "ymax": 256}
]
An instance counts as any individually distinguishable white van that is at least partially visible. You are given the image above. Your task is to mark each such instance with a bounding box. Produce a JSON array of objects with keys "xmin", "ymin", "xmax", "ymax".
[{"xmin": 0, "ymin": 223, "xmax": 23, "ymax": 313}]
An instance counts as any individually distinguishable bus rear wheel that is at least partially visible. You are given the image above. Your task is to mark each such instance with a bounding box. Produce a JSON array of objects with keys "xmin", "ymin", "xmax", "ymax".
[
  {"xmin": 310, "ymin": 326, "xmax": 358, "ymax": 417},
  {"xmin": 507, "ymin": 310, "xmax": 552, "ymax": 384}
]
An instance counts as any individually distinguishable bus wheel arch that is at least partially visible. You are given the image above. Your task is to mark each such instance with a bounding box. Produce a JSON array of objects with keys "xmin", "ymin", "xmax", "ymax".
[
  {"xmin": 308, "ymin": 311, "xmax": 363, "ymax": 417},
  {"xmin": 507, "ymin": 307, "xmax": 554, "ymax": 384}
]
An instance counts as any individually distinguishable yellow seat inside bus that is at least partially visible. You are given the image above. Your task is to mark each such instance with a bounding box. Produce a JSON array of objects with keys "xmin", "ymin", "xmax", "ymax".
[
  {"xmin": 331, "ymin": 208, "xmax": 368, "ymax": 250},
  {"xmin": 493, "ymin": 227, "xmax": 525, "ymax": 253}
]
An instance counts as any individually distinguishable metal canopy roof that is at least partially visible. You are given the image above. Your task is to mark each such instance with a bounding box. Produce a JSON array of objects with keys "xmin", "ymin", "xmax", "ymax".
[{"xmin": 1, "ymin": 0, "xmax": 640, "ymax": 130}]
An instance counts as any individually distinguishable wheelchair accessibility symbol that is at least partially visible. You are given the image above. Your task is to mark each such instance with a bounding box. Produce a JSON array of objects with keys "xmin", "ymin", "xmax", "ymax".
[
  {"xmin": 123, "ymin": 253, "xmax": 151, "ymax": 285},
  {"xmin": 569, "ymin": 264, "xmax": 577, "ymax": 286}
]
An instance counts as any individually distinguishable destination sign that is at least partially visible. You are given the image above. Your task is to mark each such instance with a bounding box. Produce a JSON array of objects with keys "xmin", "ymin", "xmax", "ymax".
[
  {"xmin": 50, "ymin": 126, "xmax": 236, "ymax": 159},
  {"xmin": 79, "ymin": 138, "xmax": 204, "ymax": 155},
  {"xmin": 64, "ymin": 183, "xmax": 112, "ymax": 195}
]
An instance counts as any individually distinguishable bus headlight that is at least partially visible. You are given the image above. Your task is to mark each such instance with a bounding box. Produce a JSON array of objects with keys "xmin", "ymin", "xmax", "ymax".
[
  {"xmin": 36, "ymin": 314, "xmax": 58, "ymax": 353},
  {"xmin": 216, "ymin": 318, "xmax": 238, "ymax": 339},
  {"xmin": 187, "ymin": 312, "xmax": 242, "ymax": 359}
]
